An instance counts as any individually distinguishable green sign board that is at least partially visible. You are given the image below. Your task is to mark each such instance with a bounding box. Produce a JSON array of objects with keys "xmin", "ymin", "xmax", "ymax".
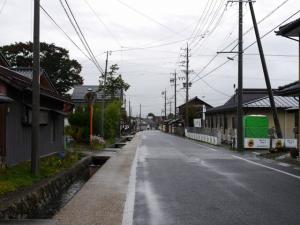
[{"xmin": 243, "ymin": 115, "xmax": 269, "ymax": 138}]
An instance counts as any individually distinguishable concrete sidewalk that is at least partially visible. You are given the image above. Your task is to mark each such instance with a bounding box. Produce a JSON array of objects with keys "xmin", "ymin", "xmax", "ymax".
[{"xmin": 54, "ymin": 134, "xmax": 140, "ymax": 225}]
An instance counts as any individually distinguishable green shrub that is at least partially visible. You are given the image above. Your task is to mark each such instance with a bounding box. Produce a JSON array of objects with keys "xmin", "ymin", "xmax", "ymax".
[{"xmin": 68, "ymin": 101, "xmax": 121, "ymax": 142}]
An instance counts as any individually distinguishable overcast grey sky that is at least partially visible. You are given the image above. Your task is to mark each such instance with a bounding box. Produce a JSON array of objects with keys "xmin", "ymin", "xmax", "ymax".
[{"xmin": 0, "ymin": 0, "xmax": 299, "ymax": 116}]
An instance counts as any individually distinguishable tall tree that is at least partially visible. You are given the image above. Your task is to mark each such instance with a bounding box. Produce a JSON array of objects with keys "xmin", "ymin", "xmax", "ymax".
[
  {"xmin": 100, "ymin": 64, "xmax": 130, "ymax": 98},
  {"xmin": 0, "ymin": 42, "xmax": 83, "ymax": 94}
]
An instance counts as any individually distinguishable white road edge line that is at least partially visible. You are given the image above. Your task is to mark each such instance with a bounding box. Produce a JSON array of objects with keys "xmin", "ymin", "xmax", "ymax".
[
  {"xmin": 232, "ymin": 155, "xmax": 300, "ymax": 180},
  {"xmin": 121, "ymin": 145, "xmax": 138, "ymax": 225},
  {"xmin": 197, "ymin": 143, "xmax": 217, "ymax": 152}
]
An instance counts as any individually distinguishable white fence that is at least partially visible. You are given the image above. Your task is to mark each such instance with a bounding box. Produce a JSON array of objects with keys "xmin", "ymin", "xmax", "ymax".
[{"xmin": 185, "ymin": 129, "xmax": 221, "ymax": 146}]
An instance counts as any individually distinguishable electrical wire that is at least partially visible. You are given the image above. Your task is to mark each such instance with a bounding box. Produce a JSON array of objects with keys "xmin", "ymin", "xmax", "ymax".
[
  {"xmin": 63, "ymin": 0, "xmax": 104, "ymax": 73},
  {"xmin": 189, "ymin": 0, "xmax": 216, "ymax": 46},
  {"xmin": 0, "ymin": 0, "xmax": 7, "ymax": 15},
  {"xmin": 200, "ymin": 79, "xmax": 231, "ymax": 97},
  {"xmin": 219, "ymin": 0, "xmax": 290, "ymax": 53},
  {"xmin": 40, "ymin": 5, "xmax": 93, "ymax": 62},
  {"xmin": 191, "ymin": 8, "xmax": 300, "ymax": 85},
  {"xmin": 115, "ymin": 0, "xmax": 183, "ymax": 37},
  {"xmin": 59, "ymin": 0, "xmax": 104, "ymax": 74},
  {"xmin": 191, "ymin": 2, "xmax": 227, "ymax": 53},
  {"xmin": 190, "ymin": 0, "xmax": 226, "ymax": 49},
  {"xmin": 83, "ymin": 0, "xmax": 122, "ymax": 47},
  {"xmin": 188, "ymin": 0, "xmax": 211, "ymax": 43},
  {"xmin": 190, "ymin": 0, "xmax": 293, "ymax": 83}
]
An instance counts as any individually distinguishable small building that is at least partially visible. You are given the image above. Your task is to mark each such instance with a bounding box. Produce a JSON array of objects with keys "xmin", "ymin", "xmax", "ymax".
[
  {"xmin": 275, "ymin": 17, "xmax": 300, "ymax": 150},
  {"xmin": 71, "ymin": 85, "xmax": 123, "ymax": 105},
  {"xmin": 177, "ymin": 96, "xmax": 213, "ymax": 127},
  {"xmin": 0, "ymin": 56, "xmax": 72, "ymax": 166},
  {"xmin": 206, "ymin": 88, "xmax": 298, "ymax": 143}
]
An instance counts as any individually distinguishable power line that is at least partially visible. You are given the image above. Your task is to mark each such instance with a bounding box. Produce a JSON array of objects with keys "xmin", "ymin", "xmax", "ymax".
[
  {"xmin": 188, "ymin": 0, "xmax": 212, "ymax": 44},
  {"xmin": 0, "ymin": 0, "xmax": 7, "ymax": 15},
  {"xmin": 190, "ymin": 0, "xmax": 294, "ymax": 83},
  {"xmin": 115, "ymin": 0, "xmax": 183, "ymax": 37},
  {"xmin": 63, "ymin": 0, "xmax": 104, "ymax": 73},
  {"xmin": 83, "ymin": 0, "xmax": 122, "ymax": 47},
  {"xmin": 190, "ymin": 0, "xmax": 226, "ymax": 49},
  {"xmin": 191, "ymin": 1, "xmax": 227, "ymax": 53},
  {"xmin": 191, "ymin": 8, "xmax": 300, "ymax": 84},
  {"xmin": 219, "ymin": 0, "xmax": 290, "ymax": 53},
  {"xmin": 40, "ymin": 5, "xmax": 92, "ymax": 62},
  {"xmin": 200, "ymin": 79, "xmax": 231, "ymax": 97},
  {"xmin": 59, "ymin": 0, "xmax": 104, "ymax": 74}
]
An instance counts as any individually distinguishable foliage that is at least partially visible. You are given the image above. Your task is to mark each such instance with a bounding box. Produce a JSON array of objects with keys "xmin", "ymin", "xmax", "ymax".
[
  {"xmin": 68, "ymin": 101, "xmax": 122, "ymax": 142},
  {"xmin": 99, "ymin": 64, "xmax": 130, "ymax": 98},
  {"xmin": 104, "ymin": 101, "xmax": 121, "ymax": 139},
  {"xmin": 147, "ymin": 112, "xmax": 155, "ymax": 118},
  {"xmin": 0, "ymin": 42, "xmax": 83, "ymax": 94},
  {"xmin": 0, "ymin": 152, "xmax": 80, "ymax": 196}
]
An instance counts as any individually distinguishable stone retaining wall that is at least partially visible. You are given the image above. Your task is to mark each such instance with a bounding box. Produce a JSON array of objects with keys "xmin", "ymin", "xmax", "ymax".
[{"xmin": 0, "ymin": 156, "xmax": 92, "ymax": 219}]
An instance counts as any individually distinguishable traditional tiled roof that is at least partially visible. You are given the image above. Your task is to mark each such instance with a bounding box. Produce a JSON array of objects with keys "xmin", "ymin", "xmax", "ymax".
[
  {"xmin": 206, "ymin": 88, "xmax": 297, "ymax": 114},
  {"xmin": 276, "ymin": 80, "xmax": 300, "ymax": 96},
  {"xmin": 178, "ymin": 96, "xmax": 213, "ymax": 109},
  {"xmin": 0, "ymin": 66, "xmax": 71, "ymax": 104},
  {"xmin": 207, "ymin": 89, "xmax": 270, "ymax": 113},
  {"xmin": 72, "ymin": 85, "xmax": 122, "ymax": 103},
  {"xmin": 243, "ymin": 96, "xmax": 298, "ymax": 108},
  {"xmin": 0, "ymin": 52, "xmax": 9, "ymax": 67},
  {"xmin": 276, "ymin": 17, "xmax": 300, "ymax": 37}
]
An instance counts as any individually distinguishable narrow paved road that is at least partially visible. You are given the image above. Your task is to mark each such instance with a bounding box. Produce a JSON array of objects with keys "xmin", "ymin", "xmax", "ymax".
[{"xmin": 129, "ymin": 131, "xmax": 300, "ymax": 225}]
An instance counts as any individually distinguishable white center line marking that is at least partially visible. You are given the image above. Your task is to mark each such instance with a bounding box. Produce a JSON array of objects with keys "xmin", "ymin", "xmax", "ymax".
[{"xmin": 232, "ymin": 155, "xmax": 300, "ymax": 180}]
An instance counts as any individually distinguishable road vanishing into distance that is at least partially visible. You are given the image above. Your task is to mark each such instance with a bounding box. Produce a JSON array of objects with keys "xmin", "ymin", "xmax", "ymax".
[{"xmin": 126, "ymin": 131, "xmax": 300, "ymax": 225}]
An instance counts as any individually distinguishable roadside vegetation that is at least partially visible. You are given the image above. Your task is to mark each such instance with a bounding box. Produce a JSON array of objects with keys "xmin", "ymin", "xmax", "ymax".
[{"xmin": 0, "ymin": 152, "xmax": 81, "ymax": 196}]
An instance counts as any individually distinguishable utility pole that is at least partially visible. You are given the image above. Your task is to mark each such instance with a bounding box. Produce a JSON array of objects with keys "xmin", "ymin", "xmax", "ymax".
[
  {"xmin": 183, "ymin": 43, "xmax": 190, "ymax": 127},
  {"xmin": 129, "ymin": 100, "xmax": 131, "ymax": 132},
  {"xmin": 31, "ymin": 0, "xmax": 40, "ymax": 175},
  {"xmin": 169, "ymin": 101, "xmax": 172, "ymax": 115},
  {"xmin": 171, "ymin": 70, "xmax": 177, "ymax": 117},
  {"xmin": 236, "ymin": 0, "xmax": 244, "ymax": 150},
  {"xmin": 139, "ymin": 104, "xmax": 142, "ymax": 131},
  {"xmin": 101, "ymin": 51, "xmax": 110, "ymax": 138},
  {"xmin": 164, "ymin": 90, "xmax": 167, "ymax": 119},
  {"xmin": 248, "ymin": 0, "xmax": 282, "ymax": 138}
]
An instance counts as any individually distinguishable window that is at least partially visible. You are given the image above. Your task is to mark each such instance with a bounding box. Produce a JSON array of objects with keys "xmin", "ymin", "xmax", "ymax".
[
  {"xmin": 22, "ymin": 107, "xmax": 49, "ymax": 125},
  {"xmin": 224, "ymin": 115, "xmax": 228, "ymax": 129},
  {"xmin": 232, "ymin": 117, "xmax": 236, "ymax": 129},
  {"xmin": 51, "ymin": 115, "xmax": 56, "ymax": 142}
]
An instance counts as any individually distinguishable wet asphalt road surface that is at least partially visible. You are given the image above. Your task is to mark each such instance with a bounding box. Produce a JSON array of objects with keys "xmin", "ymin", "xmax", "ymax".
[{"xmin": 132, "ymin": 131, "xmax": 300, "ymax": 225}]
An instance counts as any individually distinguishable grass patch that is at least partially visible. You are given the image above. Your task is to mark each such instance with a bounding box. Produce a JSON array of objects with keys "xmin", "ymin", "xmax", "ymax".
[{"xmin": 0, "ymin": 151, "xmax": 81, "ymax": 196}]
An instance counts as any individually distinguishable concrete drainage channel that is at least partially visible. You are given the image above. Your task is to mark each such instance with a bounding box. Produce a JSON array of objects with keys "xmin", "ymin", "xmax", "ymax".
[
  {"xmin": 0, "ymin": 135, "xmax": 134, "ymax": 224},
  {"xmin": 0, "ymin": 155, "xmax": 110, "ymax": 223}
]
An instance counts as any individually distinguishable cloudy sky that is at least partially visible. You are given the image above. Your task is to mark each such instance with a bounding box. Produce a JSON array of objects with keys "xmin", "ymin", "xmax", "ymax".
[{"xmin": 0, "ymin": 0, "xmax": 299, "ymax": 116}]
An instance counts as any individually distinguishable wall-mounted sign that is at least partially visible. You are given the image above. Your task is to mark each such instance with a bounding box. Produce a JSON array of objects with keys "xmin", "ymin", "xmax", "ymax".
[
  {"xmin": 285, "ymin": 139, "xmax": 297, "ymax": 149},
  {"xmin": 244, "ymin": 138, "xmax": 269, "ymax": 149}
]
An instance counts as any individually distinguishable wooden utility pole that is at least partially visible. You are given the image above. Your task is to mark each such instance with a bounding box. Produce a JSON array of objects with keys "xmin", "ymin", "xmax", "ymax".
[
  {"xmin": 139, "ymin": 104, "xmax": 142, "ymax": 131},
  {"xmin": 236, "ymin": 0, "xmax": 244, "ymax": 150},
  {"xmin": 171, "ymin": 70, "xmax": 177, "ymax": 117},
  {"xmin": 129, "ymin": 100, "xmax": 131, "ymax": 132},
  {"xmin": 248, "ymin": 0, "xmax": 282, "ymax": 138},
  {"xmin": 185, "ymin": 43, "xmax": 190, "ymax": 127},
  {"xmin": 31, "ymin": 0, "xmax": 40, "ymax": 175},
  {"xmin": 101, "ymin": 51, "xmax": 110, "ymax": 138},
  {"xmin": 164, "ymin": 90, "xmax": 167, "ymax": 119}
]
